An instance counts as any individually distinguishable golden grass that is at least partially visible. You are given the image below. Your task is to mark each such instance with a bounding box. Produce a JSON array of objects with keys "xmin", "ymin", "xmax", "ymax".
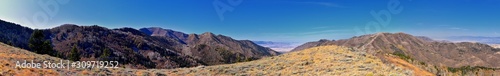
[
  {"xmin": 0, "ymin": 42, "xmax": 416, "ymax": 76},
  {"xmin": 159, "ymin": 45, "xmax": 412, "ymax": 75}
]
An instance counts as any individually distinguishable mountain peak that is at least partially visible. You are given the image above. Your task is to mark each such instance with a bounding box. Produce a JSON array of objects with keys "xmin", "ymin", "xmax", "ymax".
[
  {"xmin": 371, "ymin": 32, "xmax": 410, "ymax": 36},
  {"xmin": 57, "ymin": 24, "xmax": 79, "ymax": 28},
  {"xmin": 148, "ymin": 27, "xmax": 163, "ymax": 29},
  {"xmin": 115, "ymin": 27, "xmax": 147, "ymax": 36},
  {"xmin": 146, "ymin": 27, "xmax": 175, "ymax": 32},
  {"xmin": 140, "ymin": 27, "xmax": 187, "ymax": 37},
  {"xmin": 60, "ymin": 24, "xmax": 78, "ymax": 26},
  {"xmin": 319, "ymin": 39, "xmax": 334, "ymax": 42},
  {"xmin": 201, "ymin": 32, "xmax": 215, "ymax": 36}
]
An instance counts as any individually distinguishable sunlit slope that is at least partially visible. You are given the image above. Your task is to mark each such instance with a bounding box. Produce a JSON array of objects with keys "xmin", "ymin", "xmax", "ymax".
[
  {"xmin": 0, "ymin": 42, "xmax": 416, "ymax": 75},
  {"xmin": 0, "ymin": 42, "xmax": 138, "ymax": 75},
  {"xmin": 161, "ymin": 45, "xmax": 412, "ymax": 76}
]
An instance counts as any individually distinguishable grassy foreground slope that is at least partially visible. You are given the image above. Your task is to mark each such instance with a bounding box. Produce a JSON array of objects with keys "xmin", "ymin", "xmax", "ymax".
[
  {"xmin": 0, "ymin": 42, "xmax": 142, "ymax": 75},
  {"xmin": 1, "ymin": 42, "xmax": 414, "ymax": 75},
  {"xmin": 160, "ymin": 45, "xmax": 413, "ymax": 75},
  {"xmin": 0, "ymin": 42, "xmax": 67, "ymax": 75}
]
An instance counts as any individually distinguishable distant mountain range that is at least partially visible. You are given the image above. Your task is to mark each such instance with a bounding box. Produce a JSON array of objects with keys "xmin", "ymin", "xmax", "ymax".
[
  {"xmin": 0, "ymin": 19, "xmax": 279, "ymax": 69},
  {"xmin": 446, "ymin": 36, "xmax": 500, "ymax": 44}
]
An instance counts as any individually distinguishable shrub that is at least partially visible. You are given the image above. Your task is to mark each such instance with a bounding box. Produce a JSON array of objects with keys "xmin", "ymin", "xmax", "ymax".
[
  {"xmin": 100, "ymin": 48, "xmax": 111, "ymax": 59},
  {"xmin": 419, "ymin": 62, "xmax": 426, "ymax": 65},
  {"xmin": 447, "ymin": 66, "xmax": 499, "ymax": 74},
  {"xmin": 7, "ymin": 41, "xmax": 13, "ymax": 46},
  {"xmin": 392, "ymin": 52, "xmax": 413, "ymax": 61}
]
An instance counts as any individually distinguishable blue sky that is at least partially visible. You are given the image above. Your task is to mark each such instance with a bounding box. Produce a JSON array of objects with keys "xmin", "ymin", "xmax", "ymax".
[{"xmin": 1, "ymin": 0, "xmax": 499, "ymax": 44}]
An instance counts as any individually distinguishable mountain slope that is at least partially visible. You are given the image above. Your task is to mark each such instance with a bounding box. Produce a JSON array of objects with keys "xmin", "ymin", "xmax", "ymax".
[
  {"xmin": 0, "ymin": 42, "xmax": 160, "ymax": 75},
  {"xmin": 290, "ymin": 39, "xmax": 335, "ymax": 52},
  {"xmin": 140, "ymin": 27, "xmax": 279, "ymax": 65},
  {"xmin": 293, "ymin": 32, "xmax": 500, "ymax": 68},
  {"xmin": 161, "ymin": 45, "xmax": 413, "ymax": 75},
  {"xmin": 0, "ymin": 42, "xmax": 61, "ymax": 75},
  {"xmin": 291, "ymin": 32, "xmax": 500, "ymax": 75},
  {"xmin": 0, "ymin": 41, "xmax": 415, "ymax": 75},
  {"xmin": 139, "ymin": 27, "xmax": 189, "ymax": 44},
  {"xmin": 0, "ymin": 19, "xmax": 33, "ymax": 50},
  {"xmin": 0, "ymin": 19, "xmax": 279, "ymax": 69},
  {"xmin": 49, "ymin": 25, "xmax": 201, "ymax": 69}
]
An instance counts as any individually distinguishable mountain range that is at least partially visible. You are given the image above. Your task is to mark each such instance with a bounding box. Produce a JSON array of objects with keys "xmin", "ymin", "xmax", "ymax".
[
  {"xmin": 2, "ymin": 18, "xmax": 500, "ymax": 75},
  {"xmin": 446, "ymin": 36, "xmax": 500, "ymax": 44},
  {"xmin": 292, "ymin": 32, "xmax": 500, "ymax": 75},
  {"xmin": 293, "ymin": 33, "xmax": 500, "ymax": 67},
  {"xmin": 0, "ymin": 19, "xmax": 279, "ymax": 69}
]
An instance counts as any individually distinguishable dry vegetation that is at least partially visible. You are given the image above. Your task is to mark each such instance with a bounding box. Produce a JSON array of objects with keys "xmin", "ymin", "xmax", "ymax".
[
  {"xmin": 384, "ymin": 55, "xmax": 433, "ymax": 76},
  {"xmin": 7, "ymin": 41, "xmax": 493, "ymax": 76},
  {"xmin": 0, "ymin": 42, "xmax": 61, "ymax": 75},
  {"xmin": 0, "ymin": 42, "xmax": 138, "ymax": 75},
  {"xmin": 159, "ymin": 45, "xmax": 413, "ymax": 76},
  {"xmin": 1, "ymin": 42, "xmax": 415, "ymax": 75}
]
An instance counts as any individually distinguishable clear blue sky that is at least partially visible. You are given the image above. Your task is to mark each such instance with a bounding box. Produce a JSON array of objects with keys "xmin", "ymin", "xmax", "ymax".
[{"xmin": 1, "ymin": 0, "xmax": 499, "ymax": 43}]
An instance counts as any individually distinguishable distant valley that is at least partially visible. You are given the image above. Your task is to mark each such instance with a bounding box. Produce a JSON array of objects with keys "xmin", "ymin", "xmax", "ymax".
[
  {"xmin": 252, "ymin": 41, "xmax": 299, "ymax": 52},
  {"xmin": 490, "ymin": 44, "xmax": 500, "ymax": 48},
  {"xmin": 446, "ymin": 36, "xmax": 500, "ymax": 44}
]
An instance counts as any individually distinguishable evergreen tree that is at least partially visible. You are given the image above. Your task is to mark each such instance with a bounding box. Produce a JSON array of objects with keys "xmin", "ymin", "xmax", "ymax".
[
  {"xmin": 69, "ymin": 45, "xmax": 80, "ymax": 61},
  {"xmin": 29, "ymin": 29, "xmax": 44, "ymax": 53},
  {"xmin": 100, "ymin": 48, "xmax": 111, "ymax": 60},
  {"xmin": 29, "ymin": 29, "xmax": 55, "ymax": 55},
  {"xmin": 41, "ymin": 40, "xmax": 54, "ymax": 54}
]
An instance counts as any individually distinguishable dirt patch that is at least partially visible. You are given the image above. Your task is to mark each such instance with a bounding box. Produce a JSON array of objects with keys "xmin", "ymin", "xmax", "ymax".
[{"xmin": 384, "ymin": 55, "xmax": 434, "ymax": 76}]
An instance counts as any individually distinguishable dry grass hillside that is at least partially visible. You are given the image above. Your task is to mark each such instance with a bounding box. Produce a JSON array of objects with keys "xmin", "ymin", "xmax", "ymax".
[
  {"xmin": 0, "ymin": 42, "xmax": 142, "ymax": 75},
  {"xmin": 291, "ymin": 33, "xmax": 500, "ymax": 75},
  {"xmin": 0, "ymin": 43, "xmax": 61, "ymax": 75},
  {"xmin": 160, "ymin": 45, "xmax": 413, "ymax": 76},
  {"xmin": 0, "ymin": 42, "xmax": 416, "ymax": 75}
]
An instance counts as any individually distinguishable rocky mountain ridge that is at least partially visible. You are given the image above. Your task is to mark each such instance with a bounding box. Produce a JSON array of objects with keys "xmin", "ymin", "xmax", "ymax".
[
  {"xmin": 292, "ymin": 32, "xmax": 500, "ymax": 75},
  {"xmin": 293, "ymin": 32, "xmax": 500, "ymax": 68},
  {"xmin": 0, "ymin": 19, "xmax": 279, "ymax": 69}
]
